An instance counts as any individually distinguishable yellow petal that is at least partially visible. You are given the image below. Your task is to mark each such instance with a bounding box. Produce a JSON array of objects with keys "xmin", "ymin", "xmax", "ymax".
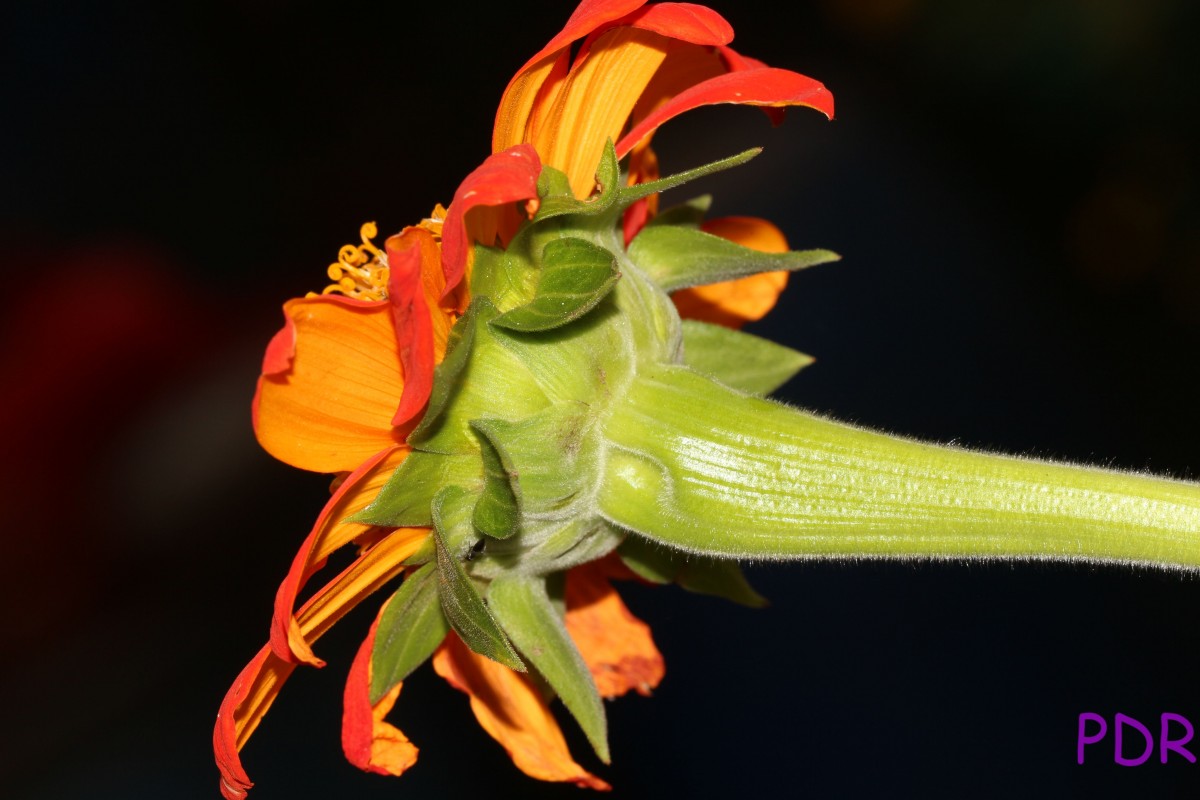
[
  {"xmin": 254, "ymin": 296, "xmax": 406, "ymax": 473},
  {"xmin": 432, "ymin": 635, "xmax": 611, "ymax": 790}
]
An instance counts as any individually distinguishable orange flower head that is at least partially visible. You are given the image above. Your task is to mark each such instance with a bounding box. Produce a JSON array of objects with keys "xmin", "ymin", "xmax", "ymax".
[{"xmin": 215, "ymin": 2, "xmax": 834, "ymax": 797}]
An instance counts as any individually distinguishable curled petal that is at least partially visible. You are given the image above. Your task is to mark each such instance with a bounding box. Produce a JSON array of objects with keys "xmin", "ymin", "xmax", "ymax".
[
  {"xmin": 343, "ymin": 612, "xmax": 419, "ymax": 776},
  {"xmin": 216, "ymin": 526, "xmax": 428, "ymax": 797},
  {"xmin": 432, "ymin": 634, "xmax": 611, "ymax": 790},
  {"xmin": 253, "ymin": 296, "xmax": 406, "ymax": 473},
  {"xmin": 441, "ymin": 145, "xmax": 542, "ymax": 297},
  {"xmin": 617, "ymin": 67, "xmax": 835, "ymax": 157},
  {"xmin": 270, "ymin": 446, "xmax": 410, "ymax": 666},
  {"xmin": 385, "ymin": 228, "xmax": 444, "ymax": 427},
  {"xmin": 564, "ymin": 561, "xmax": 664, "ymax": 698},
  {"xmin": 671, "ymin": 216, "xmax": 790, "ymax": 328},
  {"xmin": 215, "ymin": 646, "xmax": 295, "ymax": 800},
  {"xmin": 607, "ymin": 2, "xmax": 733, "ymax": 47}
]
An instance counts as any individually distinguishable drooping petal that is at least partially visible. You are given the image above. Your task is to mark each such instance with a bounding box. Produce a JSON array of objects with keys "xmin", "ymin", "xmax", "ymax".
[
  {"xmin": 385, "ymin": 227, "xmax": 442, "ymax": 427},
  {"xmin": 494, "ymin": 0, "xmax": 649, "ymax": 152},
  {"xmin": 534, "ymin": 27, "xmax": 672, "ymax": 198},
  {"xmin": 616, "ymin": 67, "xmax": 835, "ymax": 157},
  {"xmin": 622, "ymin": 140, "xmax": 660, "ymax": 244},
  {"xmin": 564, "ymin": 562, "xmax": 665, "ymax": 699},
  {"xmin": 432, "ymin": 634, "xmax": 612, "ymax": 790},
  {"xmin": 216, "ymin": 526, "xmax": 428, "ymax": 797},
  {"xmin": 671, "ymin": 216, "xmax": 790, "ymax": 328},
  {"xmin": 270, "ymin": 446, "xmax": 411, "ymax": 666},
  {"xmin": 253, "ymin": 295, "xmax": 406, "ymax": 473},
  {"xmin": 342, "ymin": 611, "xmax": 419, "ymax": 776},
  {"xmin": 441, "ymin": 145, "xmax": 542, "ymax": 297},
  {"xmin": 215, "ymin": 646, "xmax": 295, "ymax": 800}
]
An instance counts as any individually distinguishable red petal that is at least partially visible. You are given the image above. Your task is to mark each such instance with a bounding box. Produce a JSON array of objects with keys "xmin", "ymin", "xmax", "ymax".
[
  {"xmin": 342, "ymin": 613, "xmax": 420, "ymax": 776},
  {"xmin": 615, "ymin": 2, "xmax": 733, "ymax": 46},
  {"xmin": 260, "ymin": 316, "xmax": 296, "ymax": 376},
  {"xmin": 440, "ymin": 145, "xmax": 542, "ymax": 298},
  {"xmin": 616, "ymin": 67, "xmax": 835, "ymax": 157},
  {"xmin": 385, "ymin": 235, "xmax": 436, "ymax": 427},
  {"xmin": 513, "ymin": 0, "xmax": 649, "ymax": 79},
  {"xmin": 214, "ymin": 646, "xmax": 296, "ymax": 800}
]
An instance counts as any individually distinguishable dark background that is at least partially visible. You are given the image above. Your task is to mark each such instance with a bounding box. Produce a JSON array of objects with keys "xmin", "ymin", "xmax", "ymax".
[{"xmin": 4, "ymin": 0, "xmax": 1199, "ymax": 797}]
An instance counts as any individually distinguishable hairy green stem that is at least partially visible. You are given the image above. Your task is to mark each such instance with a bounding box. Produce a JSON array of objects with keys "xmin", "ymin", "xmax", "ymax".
[{"xmin": 599, "ymin": 365, "xmax": 1200, "ymax": 568}]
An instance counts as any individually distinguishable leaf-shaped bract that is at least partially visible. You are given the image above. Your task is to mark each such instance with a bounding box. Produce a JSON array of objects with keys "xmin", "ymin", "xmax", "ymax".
[
  {"xmin": 488, "ymin": 575, "xmax": 610, "ymax": 763},
  {"xmin": 369, "ymin": 563, "xmax": 450, "ymax": 703},
  {"xmin": 350, "ymin": 450, "xmax": 482, "ymax": 527},
  {"xmin": 533, "ymin": 141, "xmax": 622, "ymax": 221},
  {"xmin": 432, "ymin": 487, "xmax": 525, "ymax": 671},
  {"xmin": 618, "ymin": 534, "xmax": 767, "ymax": 608},
  {"xmin": 629, "ymin": 223, "xmax": 839, "ymax": 293},
  {"xmin": 471, "ymin": 421, "xmax": 521, "ymax": 539},
  {"xmin": 681, "ymin": 319, "xmax": 814, "ymax": 395},
  {"xmin": 492, "ymin": 238, "xmax": 620, "ymax": 332}
]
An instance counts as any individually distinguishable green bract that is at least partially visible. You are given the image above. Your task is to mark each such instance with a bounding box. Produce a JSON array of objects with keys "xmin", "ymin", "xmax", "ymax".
[{"xmin": 353, "ymin": 141, "xmax": 1200, "ymax": 761}]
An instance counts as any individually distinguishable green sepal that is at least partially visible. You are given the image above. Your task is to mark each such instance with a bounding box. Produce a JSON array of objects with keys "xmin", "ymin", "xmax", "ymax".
[
  {"xmin": 645, "ymin": 195, "xmax": 712, "ymax": 230},
  {"xmin": 488, "ymin": 575, "xmax": 610, "ymax": 763},
  {"xmin": 471, "ymin": 421, "xmax": 520, "ymax": 539},
  {"xmin": 471, "ymin": 407, "xmax": 593, "ymax": 516},
  {"xmin": 409, "ymin": 298, "xmax": 550, "ymax": 454},
  {"xmin": 534, "ymin": 140, "xmax": 621, "ymax": 221},
  {"xmin": 628, "ymin": 223, "xmax": 840, "ymax": 293},
  {"xmin": 399, "ymin": 479, "xmax": 480, "ymax": 566},
  {"xmin": 617, "ymin": 148, "xmax": 760, "ymax": 207},
  {"xmin": 681, "ymin": 319, "xmax": 814, "ymax": 395},
  {"xmin": 369, "ymin": 563, "xmax": 450, "ymax": 704},
  {"xmin": 432, "ymin": 487, "xmax": 524, "ymax": 671},
  {"xmin": 618, "ymin": 534, "xmax": 768, "ymax": 608},
  {"xmin": 491, "ymin": 237, "xmax": 620, "ymax": 332},
  {"xmin": 349, "ymin": 450, "xmax": 482, "ymax": 527},
  {"xmin": 408, "ymin": 298, "xmax": 479, "ymax": 445}
]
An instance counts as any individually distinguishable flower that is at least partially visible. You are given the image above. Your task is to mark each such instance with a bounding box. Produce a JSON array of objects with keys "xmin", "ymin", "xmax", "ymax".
[{"xmin": 215, "ymin": 1, "xmax": 833, "ymax": 797}]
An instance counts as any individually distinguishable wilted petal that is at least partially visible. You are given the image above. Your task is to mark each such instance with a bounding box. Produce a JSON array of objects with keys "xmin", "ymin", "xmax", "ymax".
[
  {"xmin": 671, "ymin": 216, "xmax": 791, "ymax": 327},
  {"xmin": 564, "ymin": 561, "xmax": 664, "ymax": 698},
  {"xmin": 270, "ymin": 446, "xmax": 411, "ymax": 666},
  {"xmin": 432, "ymin": 634, "xmax": 611, "ymax": 790},
  {"xmin": 253, "ymin": 296, "xmax": 406, "ymax": 473},
  {"xmin": 342, "ymin": 612, "xmax": 419, "ymax": 776}
]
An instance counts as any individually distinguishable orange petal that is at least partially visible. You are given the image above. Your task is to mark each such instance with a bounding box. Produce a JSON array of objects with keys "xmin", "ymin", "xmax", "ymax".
[
  {"xmin": 216, "ymin": 526, "xmax": 428, "ymax": 797},
  {"xmin": 671, "ymin": 216, "xmax": 791, "ymax": 328},
  {"xmin": 533, "ymin": 26, "xmax": 671, "ymax": 198},
  {"xmin": 342, "ymin": 611, "xmax": 420, "ymax": 776},
  {"xmin": 253, "ymin": 295, "xmax": 406, "ymax": 473},
  {"xmin": 270, "ymin": 446, "xmax": 411, "ymax": 666},
  {"xmin": 494, "ymin": 0, "xmax": 649, "ymax": 152},
  {"xmin": 432, "ymin": 634, "xmax": 611, "ymax": 790},
  {"xmin": 564, "ymin": 561, "xmax": 664, "ymax": 699}
]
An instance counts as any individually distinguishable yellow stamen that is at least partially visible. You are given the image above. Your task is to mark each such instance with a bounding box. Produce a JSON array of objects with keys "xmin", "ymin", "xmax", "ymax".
[{"xmin": 304, "ymin": 207, "xmax": 448, "ymax": 301}]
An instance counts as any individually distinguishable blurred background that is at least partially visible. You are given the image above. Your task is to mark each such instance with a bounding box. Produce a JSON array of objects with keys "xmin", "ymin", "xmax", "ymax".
[{"xmin": 3, "ymin": 0, "xmax": 1199, "ymax": 796}]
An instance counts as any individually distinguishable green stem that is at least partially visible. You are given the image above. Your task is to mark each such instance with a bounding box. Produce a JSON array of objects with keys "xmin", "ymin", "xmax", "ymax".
[{"xmin": 598, "ymin": 365, "xmax": 1200, "ymax": 568}]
